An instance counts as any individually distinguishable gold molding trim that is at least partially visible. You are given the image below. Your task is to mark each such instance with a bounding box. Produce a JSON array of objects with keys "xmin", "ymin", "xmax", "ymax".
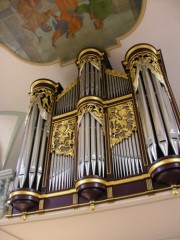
[
  {"xmin": 124, "ymin": 44, "xmax": 158, "ymax": 64},
  {"xmin": 75, "ymin": 178, "xmax": 107, "ymax": 190},
  {"xmin": 53, "ymin": 94, "xmax": 133, "ymax": 121},
  {"xmin": 78, "ymin": 95, "xmax": 133, "ymax": 109},
  {"xmin": 105, "ymin": 69, "xmax": 128, "ymax": 79},
  {"xmin": 109, "ymin": 173, "xmax": 150, "ymax": 186},
  {"xmin": 7, "ymin": 184, "xmax": 180, "ymax": 219},
  {"xmin": 8, "ymin": 173, "xmax": 151, "ymax": 202},
  {"xmin": 53, "ymin": 110, "xmax": 78, "ymax": 120},
  {"xmin": 76, "ymin": 48, "xmax": 104, "ymax": 66},
  {"xmin": 9, "ymin": 190, "xmax": 41, "ymax": 199},
  {"xmin": 9, "ymin": 188, "xmax": 76, "ymax": 200},
  {"xmin": 148, "ymin": 158, "xmax": 180, "ymax": 175},
  {"xmin": 77, "ymin": 96, "xmax": 104, "ymax": 108},
  {"xmin": 57, "ymin": 79, "xmax": 77, "ymax": 101},
  {"xmin": 10, "ymin": 157, "xmax": 180, "ymax": 204},
  {"xmin": 104, "ymin": 94, "xmax": 132, "ymax": 106},
  {"xmin": 30, "ymin": 79, "xmax": 59, "ymax": 93}
]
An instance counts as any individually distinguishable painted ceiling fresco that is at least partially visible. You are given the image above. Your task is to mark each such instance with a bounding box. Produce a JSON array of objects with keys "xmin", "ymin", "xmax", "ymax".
[{"xmin": 0, "ymin": 0, "xmax": 145, "ymax": 65}]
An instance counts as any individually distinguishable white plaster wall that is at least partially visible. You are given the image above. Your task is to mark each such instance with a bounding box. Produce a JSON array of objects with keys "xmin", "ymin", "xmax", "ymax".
[
  {"xmin": 0, "ymin": 47, "xmax": 77, "ymax": 113},
  {"xmin": 0, "ymin": 112, "xmax": 25, "ymax": 170},
  {"xmin": 0, "ymin": 115, "xmax": 17, "ymax": 168}
]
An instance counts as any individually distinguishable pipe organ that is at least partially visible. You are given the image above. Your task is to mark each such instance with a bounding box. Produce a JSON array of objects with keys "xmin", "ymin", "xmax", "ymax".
[{"xmin": 7, "ymin": 44, "xmax": 180, "ymax": 219}]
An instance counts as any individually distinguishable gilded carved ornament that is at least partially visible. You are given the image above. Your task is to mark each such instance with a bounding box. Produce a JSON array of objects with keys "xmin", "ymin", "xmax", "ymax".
[
  {"xmin": 78, "ymin": 103, "xmax": 104, "ymax": 126},
  {"xmin": 51, "ymin": 118, "xmax": 76, "ymax": 157},
  {"xmin": 108, "ymin": 101, "xmax": 136, "ymax": 148},
  {"xmin": 77, "ymin": 54, "xmax": 103, "ymax": 72},
  {"xmin": 30, "ymin": 88, "xmax": 54, "ymax": 119},
  {"xmin": 128, "ymin": 52, "xmax": 164, "ymax": 88}
]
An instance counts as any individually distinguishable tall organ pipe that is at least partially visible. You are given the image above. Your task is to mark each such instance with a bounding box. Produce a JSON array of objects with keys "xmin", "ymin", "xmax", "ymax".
[
  {"xmin": 77, "ymin": 111, "xmax": 105, "ymax": 179},
  {"xmin": 151, "ymin": 72, "xmax": 180, "ymax": 154},
  {"xmin": 123, "ymin": 44, "xmax": 180, "ymax": 164},
  {"xmin": 13, "ymin": 80, "xmax": 60, "ymax": 191},
  {"xmin": 142, "ymin": 66, "xmax": 168, "ymax": 156}
]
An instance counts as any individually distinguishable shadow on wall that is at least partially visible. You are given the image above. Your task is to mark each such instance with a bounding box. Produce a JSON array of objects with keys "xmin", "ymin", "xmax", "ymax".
[{"xmin": 0, "ymin": 112, "xmax": 26, "ymax": 171}]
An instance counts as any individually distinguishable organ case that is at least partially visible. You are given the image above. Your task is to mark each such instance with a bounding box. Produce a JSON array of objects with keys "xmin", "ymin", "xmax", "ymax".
[{"xmin": 7, "ymin": 45, "xmax": 180, "ymax": 219}]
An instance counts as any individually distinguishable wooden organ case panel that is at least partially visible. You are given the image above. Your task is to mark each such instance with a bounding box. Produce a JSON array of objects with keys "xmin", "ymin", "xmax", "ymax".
[{"xmin": 7, "ymin": 46, "xmax": 180, "ymax": 219}]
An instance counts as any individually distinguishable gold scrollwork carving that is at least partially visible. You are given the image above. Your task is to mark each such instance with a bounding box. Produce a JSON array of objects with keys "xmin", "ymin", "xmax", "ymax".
[
  {"xmin": 128, "ymin": 52, "xmax": 163, "ymax": 86},
  {"xmin": 77, "ymin": 54, "xmax": 103, "ymax": 70},
  {"xmin": 105, "ymin": 69, "xmax": 128, "ymax": 79},
  {"xmin": 51, "ymin": 118, "xmax": 76, "ymax": 156},
  {"xmin": 78, "ymin": 103, "xmax": 104, "ymax": 124},
  {"xmin": 30, "ymin": 88, "xmax": 54, "ymax": 114},
  {"xmin": 108, "ymin": 101, "xmax": 136, "ymax": 148}
]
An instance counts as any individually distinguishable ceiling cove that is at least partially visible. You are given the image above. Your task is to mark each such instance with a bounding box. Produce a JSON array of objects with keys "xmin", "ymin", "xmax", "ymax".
[{"xmin": 0, "ymin": 0, "xmax": 146, "ymax": 65}]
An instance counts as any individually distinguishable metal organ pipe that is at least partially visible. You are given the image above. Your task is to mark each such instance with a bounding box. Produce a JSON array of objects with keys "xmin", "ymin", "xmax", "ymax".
[
  {"xmin": 90, "ymin": 63, "xmax": 95, "ymax": 95},
  {"xmin": 135, "ymin": 64, "xmax": 180, "ymax": 161},
  {"xmin": 123, "ymin": 45, "xmax": 180, "ymax": 167},
  {"xmin": 56, "ymin": 80, "xmax": 78, "ymax": 115},
  {"xmin": 49, "ymin": 153, "xmax": 75, "ymax": 191},
  {"xmin": 151, "ymin": 72, "xmax": 180, "ymax": 155},
  {"xmin": 91, "ymin": 115, "xmax": 96, "ymax": 175},
  {"xmin": 79, "ymin": 62, "xmax": 102, "ymax": 98},
  {"xmin": 142, "ymin": 66, "xmax": 168, "ymax": 156},
  {"xmin": 105, "ymin": 70, "xmax": 132, "ymax": 99},
  {"xmin": 29, "ymin": 109, "xmax": 44, "ymax": 188},
  {"xmin": 77, "ymin": 111, "xmax": 105, "ymax": 179},
  {"xmin": 78, "ymin": 116, "xmax": 85, "ymax": 179},
  {"xmin": 80, "ymin": 63, "xmax": 85, "ymax": 98},
  {"xmin": 13, "ymin": 80, "xmax": 59, "ymax": 193},
  {"xmin": 85, "ymin": 113, "xmax": 90, "ymax": 175},
  {"xmin": 111, "ymin": 133, "xmax": 143, "ymax": 179},
  {"xmin": 137, "ymin": 71, "xmax": 157, "ymax": 163}
]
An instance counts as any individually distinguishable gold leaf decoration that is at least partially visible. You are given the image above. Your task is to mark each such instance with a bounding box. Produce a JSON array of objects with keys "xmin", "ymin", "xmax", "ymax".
[
  {"xmin": 108, "ymin": 101, "xmax": 136, "ymax": 148},
  {"xmin": 78, "ymin": 103, "xmax": 104, "ymax": 124},
  {"xmin": 30, "ymin": 88, "xmax": 54, "ymax": 114},
  {"xmin": 77, "ymin": 54, "xmax": 103, "ymax": 70},
  {"xmin": 105, "ymin": 69, "xmax": 128, "ymax": 79},
  {"xmin": 128, "ymin": 52, "xmax": 163, "ymax": 87},
  {"xmin": 51, "ymin": 118, "xmax": 76, "ymax": 156}
]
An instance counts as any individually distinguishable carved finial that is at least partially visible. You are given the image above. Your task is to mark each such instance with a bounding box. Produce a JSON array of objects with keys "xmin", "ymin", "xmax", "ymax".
[
  {"xmin": 172, "ymin": 186, "xmax": 179, "ymax": 196},
  {"xmin": 90, "ymin": 201, "xmax": 95, "ymax": 211},
  {"xmin": 22, "ymin": 212, "xmax": 27, "ymax": 221}
]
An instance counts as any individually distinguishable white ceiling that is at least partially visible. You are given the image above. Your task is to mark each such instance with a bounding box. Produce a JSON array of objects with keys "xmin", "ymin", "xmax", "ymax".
[{"xmin": 0, "ymin": 0, "xmax": 180, "ymax": 239}]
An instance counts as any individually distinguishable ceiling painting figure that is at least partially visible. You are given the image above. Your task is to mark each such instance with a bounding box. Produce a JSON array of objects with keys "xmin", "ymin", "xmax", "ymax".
[
  {"xmin": 17, "ymin": 0, "xmax": 54, "ymax": 42},
  {"xmin": 0, "ymin": 0, "xmax": 145, "ymax": 65},
  {"xmin": 52, "ymin": 0, "xmax": 83, "ymax": 46}
]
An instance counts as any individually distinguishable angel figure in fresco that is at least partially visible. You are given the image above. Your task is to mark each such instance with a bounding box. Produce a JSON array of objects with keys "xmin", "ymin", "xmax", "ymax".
[
  {"xmin": 17, "ymin": 0, "xmax": 54, "ymax": 42},
  {"xmin": 76, "ymin": 0, "xmax": 112, "ymax": 29},
  {"xmin": 51, "ymin": 0, "xmax": 83, "ymax": 47}
]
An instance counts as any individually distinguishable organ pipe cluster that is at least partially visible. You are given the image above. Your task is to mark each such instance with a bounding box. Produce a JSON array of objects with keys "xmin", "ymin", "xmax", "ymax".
[{"xmin": 7, "ymin": 45, "xmax": 180, "ymax": 217}]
